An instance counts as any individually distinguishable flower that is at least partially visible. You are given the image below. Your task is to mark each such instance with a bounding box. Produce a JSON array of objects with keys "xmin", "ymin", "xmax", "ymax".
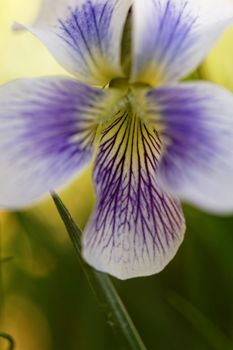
[{"xmin": 1, "ymin": 0, "xmax": 233, "ymax": 280}]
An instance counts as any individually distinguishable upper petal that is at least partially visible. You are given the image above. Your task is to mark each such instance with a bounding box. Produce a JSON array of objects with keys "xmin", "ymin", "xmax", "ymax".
[
  {"xmin": 0, "ymin": 77, "xmax": 117, "ymax": 209},
  {"xmin": 27, "ymin": 0, "xmax": 132, "ymax": 85},
  {"xmin": 131, "ymin": 0, "xmax": 233, "ymax": 86},
  {"xmin": 83, "ymin": 106, "xmax": 185, "ymax": 279},
  {"xmin": 142, "ymin": 82, "xmax": 233, "ymax": 213}
]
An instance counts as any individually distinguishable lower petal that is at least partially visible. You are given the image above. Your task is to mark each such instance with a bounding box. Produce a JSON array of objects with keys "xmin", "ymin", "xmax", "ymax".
[
  {"xmin": 0, "ymin": 77, "xmax": 114, "ymax": 208},
  {"xmin": 144, "ymin": 82, "xmax": 233, "ymax": 213},
  {"xmin": 83, "ymin": 108, "xmax": 185, "ymax": 280}
]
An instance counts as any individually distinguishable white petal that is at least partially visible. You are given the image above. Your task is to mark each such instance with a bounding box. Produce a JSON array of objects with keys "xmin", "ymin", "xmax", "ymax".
[
  {"xmin": 0, "ymin": 77, "xmax": 117, "ymax": 209},
  {"xmin": 132, "ymin": 0, "xmax": 233, "ymax": 86},
  {"xmin": 143, "ymin": 82, "xmax": 233, "ymax": 213},
  {"xmin": 83, "ymin": 108, "xmax": 185, "ymax": 279},
  {"xmin": 26, "ymin": 0, "xmax": 132, "ymax": 84}
]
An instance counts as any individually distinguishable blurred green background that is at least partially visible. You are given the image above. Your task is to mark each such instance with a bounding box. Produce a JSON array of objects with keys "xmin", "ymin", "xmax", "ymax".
[{"xmin": 0, "ymin": 1, "xmax": 233, "ymax": 349}]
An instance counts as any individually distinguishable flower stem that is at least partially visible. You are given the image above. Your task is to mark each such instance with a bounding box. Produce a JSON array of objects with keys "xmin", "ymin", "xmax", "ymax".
[{"xmin": 52, "ymin": 192, "xmax": 147, "ymax": 350}]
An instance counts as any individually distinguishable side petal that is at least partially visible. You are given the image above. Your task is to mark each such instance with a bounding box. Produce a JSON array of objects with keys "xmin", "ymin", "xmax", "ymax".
[
  {"xmin": 143, "ymin": 82, "xmax": 233, "ymax": 213},
  {"xmin": 0, "ymin": 77, "xmax": 116, "ymax": 209},
  {"xmin": 83, "ymin": 108, "xmax": 185, "ymax": 280},
  {"xmin": 27, "ymin": 0, "xmax": 132, "ymax": 85},
  {"xmin": 132, "ymin": 0, "xmax": 233, "ymax": 86}
]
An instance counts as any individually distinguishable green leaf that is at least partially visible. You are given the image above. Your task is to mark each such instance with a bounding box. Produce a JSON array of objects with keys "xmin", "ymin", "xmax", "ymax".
[
  {"xmin": 167, "ymin": 292, "xmax": 233, "ymax": 350},
  {"xmin": 0, "ymin": 332, "xmax": 15, "ymax": 350},
  {"xmin": 52, "ymin": 192, "xmax": 147, "ymax": 350}
]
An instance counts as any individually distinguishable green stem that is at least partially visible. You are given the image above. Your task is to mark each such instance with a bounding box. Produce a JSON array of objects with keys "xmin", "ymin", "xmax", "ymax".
[
  {"xmin": 0, "ymin": 333, "xmax": 15, "ymax": 350},
  {"xmin": 52, "ymin": 193, "xmax": 147, "ymax": 350}
]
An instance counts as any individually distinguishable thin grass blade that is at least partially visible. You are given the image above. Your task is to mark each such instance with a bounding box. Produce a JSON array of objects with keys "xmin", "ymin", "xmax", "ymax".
[
  {"xmin": 167, "ymin": 292, "xmax": 233, "ymax": 350},
  {"xmin": 52, "ymin": 192, "xmax": 147, "ymax": 350}
]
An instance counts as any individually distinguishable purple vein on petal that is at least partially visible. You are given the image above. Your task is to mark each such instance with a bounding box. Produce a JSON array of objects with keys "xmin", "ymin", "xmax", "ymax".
[{"xmin": 83, "ymin": 108, "xmax": 185, "ymax": 279}]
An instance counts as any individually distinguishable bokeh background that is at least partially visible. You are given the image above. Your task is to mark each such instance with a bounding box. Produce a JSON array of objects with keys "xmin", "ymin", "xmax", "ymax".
[{"xmin": 0, "ymin": 1, "xmax": 233, "ymax": 349}]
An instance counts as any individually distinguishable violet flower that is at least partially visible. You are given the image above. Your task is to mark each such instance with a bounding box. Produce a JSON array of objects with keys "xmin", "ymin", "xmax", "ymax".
[{"xmin": 1, "ymin": 0, "xmax": 233, "ymax": 279}]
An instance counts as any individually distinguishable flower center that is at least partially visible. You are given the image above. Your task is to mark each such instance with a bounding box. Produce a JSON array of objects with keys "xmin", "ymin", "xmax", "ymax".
[
  {"xmin": 109, "ymin": 77, "xmax": 129, "ymax": 89},
  {"xmin": 109, "ymin": 77, "xmax": 150, "ymax": 90},
  {"xmin": 107, "ymin": 77, "xmax": 154, "ymax": 128}
]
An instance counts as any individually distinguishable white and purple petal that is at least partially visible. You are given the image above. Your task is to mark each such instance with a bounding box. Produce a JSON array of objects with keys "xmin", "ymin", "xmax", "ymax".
[
  {"xmin": 0, "ymin": 77, "xmax": 115, "ymax": 208},
  {"xmin": 28, "ymin": 0, "xmax": 132, "ymax": 84},
  {"xmin": 83, "ymin": 108, "xmax": 185, "ymax": 279},
  {"xmin": 132, "ymin": 0, "xmax": 233, "ymax": 86},
  {"xmin": 143, "ymin": 82, "xmax": 233, "ymax": 213}
]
